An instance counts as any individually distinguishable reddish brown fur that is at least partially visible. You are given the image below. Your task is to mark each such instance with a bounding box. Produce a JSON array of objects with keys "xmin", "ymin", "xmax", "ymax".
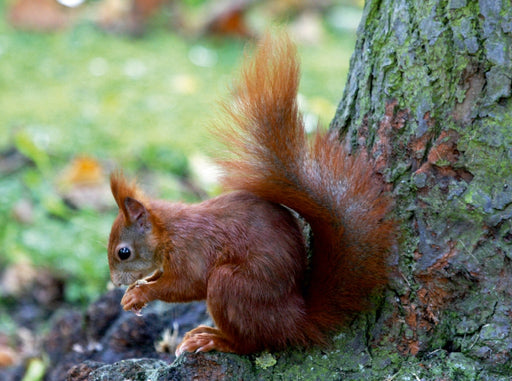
[{"xmin": 107, "ymin": 34, "xmax": 396, "ymax": 355}]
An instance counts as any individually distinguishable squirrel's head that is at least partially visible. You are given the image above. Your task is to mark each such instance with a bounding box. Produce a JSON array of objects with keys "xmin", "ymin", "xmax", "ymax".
[{"xmin": 108, "ymin": 172, "xmax": 160, "ymax": 287}]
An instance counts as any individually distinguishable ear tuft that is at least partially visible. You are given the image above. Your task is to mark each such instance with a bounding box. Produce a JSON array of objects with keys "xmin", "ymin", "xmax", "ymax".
[{"xmin": 110, "ymin": 171, "xmax": 145, "ymax": 221}]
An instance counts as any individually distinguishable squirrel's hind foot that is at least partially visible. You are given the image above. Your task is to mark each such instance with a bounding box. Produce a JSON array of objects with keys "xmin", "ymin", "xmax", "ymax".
[{"xmin": 175, "ymin": 325, "xmax": 235, "ymax": 356}]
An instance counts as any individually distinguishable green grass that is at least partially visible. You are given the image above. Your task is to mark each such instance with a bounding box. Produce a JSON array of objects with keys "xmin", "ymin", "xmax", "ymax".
[{"xmin": 0, "ymin": 3, "xmax": 357, "ymax": 305}]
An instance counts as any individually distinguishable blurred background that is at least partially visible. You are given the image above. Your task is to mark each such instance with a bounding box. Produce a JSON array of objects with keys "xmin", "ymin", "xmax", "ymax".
[{"xmin": 0, "ymin": 0, "xmax": 362, "ymax": 371}]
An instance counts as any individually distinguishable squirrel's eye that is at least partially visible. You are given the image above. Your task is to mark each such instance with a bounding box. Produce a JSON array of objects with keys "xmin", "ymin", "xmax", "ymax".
[{"xmin": 118, "ymin": 247, "xmax": 131, "ymax": 260}]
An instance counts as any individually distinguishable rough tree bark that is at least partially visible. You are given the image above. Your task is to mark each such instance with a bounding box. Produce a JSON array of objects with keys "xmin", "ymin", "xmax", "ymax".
[
  {"xmin": 55, "ymin": 0, "xmax": 512, "ymax": 380},
  {"xmin": 329, "ymin": 0, "xmax": 512, "ymax": 378}
]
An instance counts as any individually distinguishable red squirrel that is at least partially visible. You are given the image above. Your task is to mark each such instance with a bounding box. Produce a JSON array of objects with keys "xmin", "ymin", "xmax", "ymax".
[{"xmin": 107, "ymin": 34, "xmax": 396, "ymax": 355}]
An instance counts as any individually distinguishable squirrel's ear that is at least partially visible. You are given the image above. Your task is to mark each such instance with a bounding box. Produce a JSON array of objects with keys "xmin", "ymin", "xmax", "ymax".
[
  {"xmin": 124, "ymin": 197, "xmax": 151, "ymax": 232},
  {"xmin": 110, "ymin": 171, "xmax": 145, "ymax": 221}
]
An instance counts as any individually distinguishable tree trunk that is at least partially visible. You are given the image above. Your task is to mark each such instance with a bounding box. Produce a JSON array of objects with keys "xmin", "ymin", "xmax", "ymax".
[{"xmin": 330, "ymin": 0, "xmax": 512, "ymax": 377}]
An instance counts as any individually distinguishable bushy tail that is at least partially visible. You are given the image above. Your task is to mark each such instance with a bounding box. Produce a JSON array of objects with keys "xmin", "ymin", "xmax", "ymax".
[{"xmin": 216, "ymin": 34, "xmax": 395, "ymax": 345}]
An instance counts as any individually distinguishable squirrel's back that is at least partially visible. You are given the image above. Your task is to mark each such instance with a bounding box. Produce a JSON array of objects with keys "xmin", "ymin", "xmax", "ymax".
[{"xmin": 216, "ymin": 34, "xmax": 396, "ymax": 344}]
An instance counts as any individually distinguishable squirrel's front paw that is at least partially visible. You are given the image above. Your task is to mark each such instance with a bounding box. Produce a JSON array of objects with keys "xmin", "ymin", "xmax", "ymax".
[{"xmin": 121, "ymin": 286, "xmax": 148, "ymax": 313}]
